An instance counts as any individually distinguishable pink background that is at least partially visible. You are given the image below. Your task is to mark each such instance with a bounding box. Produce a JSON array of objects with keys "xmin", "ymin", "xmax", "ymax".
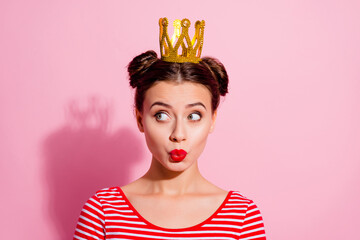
[{"xmin": 1, "ymin": 0, "xmax": 359, "ymax": 239}]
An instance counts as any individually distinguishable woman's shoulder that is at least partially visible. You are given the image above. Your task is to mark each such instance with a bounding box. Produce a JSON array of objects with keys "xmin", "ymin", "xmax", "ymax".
[
  {"xmin": 90, "ymin": 186, "xmax": 121, "ymax": 199},
  {"xmin": 227, "ymin": 190, "xmax": 264, "ymax": 218},
  {"xmin": 227, "ymin": 190, "xmax": 262, "ymax": 208},
  {"xmin": 228, "ymin": 190, "xmax": 254, "ymax": 201}
]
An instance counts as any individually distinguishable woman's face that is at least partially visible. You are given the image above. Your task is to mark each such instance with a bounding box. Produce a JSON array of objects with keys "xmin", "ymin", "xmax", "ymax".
[{"xmin": 136, "ymin": 80, "xmax": 217, "ymax": 172}]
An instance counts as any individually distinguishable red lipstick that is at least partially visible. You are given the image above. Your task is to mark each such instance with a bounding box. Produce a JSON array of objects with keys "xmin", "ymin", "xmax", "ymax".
[{"xmin": 170, "ymin": 149, "xmax": 187, "ymax": 162}]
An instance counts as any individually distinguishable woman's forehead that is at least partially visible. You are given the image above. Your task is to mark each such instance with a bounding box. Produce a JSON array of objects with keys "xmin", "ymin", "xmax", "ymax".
[{"xmin": 144, "ymin": 81, "xmax": 212, "ymax": 107}]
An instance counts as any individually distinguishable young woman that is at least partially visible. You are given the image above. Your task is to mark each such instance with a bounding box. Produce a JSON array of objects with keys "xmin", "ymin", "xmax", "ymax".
[{"xmin": 73, "ymin": 19, "xmax": 266, "ymax": 240}]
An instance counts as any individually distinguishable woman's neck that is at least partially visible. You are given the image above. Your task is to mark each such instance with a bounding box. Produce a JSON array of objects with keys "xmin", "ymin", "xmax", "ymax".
[{"xmin": 140, "ymin": 158, "xmax": 207, "ymax": 196}]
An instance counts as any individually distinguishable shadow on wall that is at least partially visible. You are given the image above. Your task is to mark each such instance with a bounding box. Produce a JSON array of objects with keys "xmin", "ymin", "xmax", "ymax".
[{"xmin": 42, "ymin": 96, "xmax": 144, "ymax": 240}]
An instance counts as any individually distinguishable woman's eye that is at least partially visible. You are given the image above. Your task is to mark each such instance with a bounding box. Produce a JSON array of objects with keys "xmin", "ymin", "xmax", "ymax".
[
  {"xmin": 155, "ymin": 112, "xmax": 170, "ymax": 121},
  {"xmin": 188, "ymin": 112, "xmax": 201, "ymax": 121}
]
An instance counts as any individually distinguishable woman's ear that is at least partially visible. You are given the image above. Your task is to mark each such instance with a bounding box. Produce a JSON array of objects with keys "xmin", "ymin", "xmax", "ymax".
[
  {"xmin": 209, "ymin": 110, "xmax": 217, "ymax": 133},
  {"xmin": 135, "ymin": 109, "xmax": 144, "ymax": 132}
]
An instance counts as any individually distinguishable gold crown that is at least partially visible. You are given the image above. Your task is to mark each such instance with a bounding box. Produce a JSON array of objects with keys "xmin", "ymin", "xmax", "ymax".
[{"xmin": 159, "ymin": 17, "xmax": 205, "ymax": 63}]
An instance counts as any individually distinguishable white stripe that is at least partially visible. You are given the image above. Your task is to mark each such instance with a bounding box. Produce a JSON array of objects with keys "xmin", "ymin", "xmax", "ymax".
[
  {"xmin": 242, "ymin": 220, "xmax": 264, "ymax": 229},
  {"xmin": 106, "ymin": 231, "xmax": 235, "ymax": 240},
  {"xmin": 97, "ymin": 191, "xmax": 120, "ymax": 195},
  {"xmin": 203, "ymin": 223, "xmax": 243, "ymax": 230},
  {"xmin": 77, "ymin": 222, "xmax": 104, "ymax": 236},
  {"xmin": 103, "ymin": 207, "xmax": 133, "ymax": 213},
  {"xmin": 75, "ymin": 228, "xmax": 100, "ymax": 240},
  {"xmin": 73, "ymin": 235, "xmax": 87, "ymax": 240},
  {"xmin": 89, "ymin": 197, "xmax": 102, "ymax": 207},
  {"xmin": 248, "ymin": 202, "xmax": 256, "ymax": 207},
  {"xmin": 244, "ymin": 213, "xmax": 262, "ymax": 222},
  {"xmin": 101, "ymin": 203, "xmax": 129, "ymax": 208},
  {"xmin": 105, "ymin": 219, "xmax": 147, "ymax": 225},
  {"xmin": 246, "ymin": 207, "xmax": 258, "ymax": 214},
  {"xmin": 212, "ymin": 218, "xmax": 244, "ymax": 223},
  {"xmin": 98, "ymin": 194, "xmax": 122, "ymax": 199},
  {"xmin": 105, "ymin": 213, "xmax": 138, "ymax": 218},
  {"xmin": 82, "ymin": 209, "xmax": 105, "ymax": 225},
  {"xmin": 218, "ymin": 212, "xmax": 245, "ymax": 216},
  {"xmin": 104, "ymin": 199, "xmax": 126, "ymax": 203},
  {"xmin": 85, "ymin": 202, "xmax": 104, "ymax": 217},
  {"xmin": 230, "ymin": 197, "xmax": 247, "ymax": 200},
  {"xmin": 222, "ymin": 207, "xmax": 246, "ymax": 211},
  {"xmin": 241, "ymin": 233, "xmax": 266, "ymax": 240},
  {"xmin": 240, "ymin": 227, "xmax": 265, "ymax": 236},
  {"xmin": 228, "ymin": 199, "xmax": 249, "ymax": 203},
  {"xmin": 79, "ymin": 215, "xmax": 103, "ymax": 228},
  {"xmin": 106, "ymin": 225, "xmax": 239, "ymax": 235},
  {"xmin": 230, "ymin": 192, "xmax": 246, "ymax": 197},
  {"xmin": 225, "ymin": 203, "xmax": 247, "ymax": 207}
]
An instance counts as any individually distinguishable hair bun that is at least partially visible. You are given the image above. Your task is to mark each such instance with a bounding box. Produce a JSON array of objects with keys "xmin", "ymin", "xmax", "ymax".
[
  {"xmin": 200, "ymin": 57, "xmax": 229, "ymax": 96},
  {"xmin": 128, "ymin": 50, "xmax": 159, "ymax": 88}
]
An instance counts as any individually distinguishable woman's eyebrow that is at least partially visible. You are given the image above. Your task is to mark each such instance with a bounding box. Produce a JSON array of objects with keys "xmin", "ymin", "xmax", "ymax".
[
  {"xmin": 186, "ymin": 102, "xmax": 206, "ymax": 110},
  {"xmin": 150, "ymin": 101, "xmax": 206, "ymax": 110},
  {"xmin": 150, "ymin": 101, "xmax": 172, "ymax": 109}
]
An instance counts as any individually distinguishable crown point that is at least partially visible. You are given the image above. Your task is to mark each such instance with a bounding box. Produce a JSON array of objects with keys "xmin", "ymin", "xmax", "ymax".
[
  {"xmin": 173, "ymin": 19, "xmax": 181, "ymax": 27},
  {"xmin": 181, "ymin": 19, "xmax": 190, "ymax": 28},
  {"xmin": 160, "ymin": 17, "xmax": 168, "ymax": 27}
]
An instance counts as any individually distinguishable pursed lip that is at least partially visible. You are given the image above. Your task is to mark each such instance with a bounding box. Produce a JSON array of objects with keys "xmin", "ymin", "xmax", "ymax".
[{"xmin": 169, "ymin": 149, "xmax": 187, "ymax": 162}]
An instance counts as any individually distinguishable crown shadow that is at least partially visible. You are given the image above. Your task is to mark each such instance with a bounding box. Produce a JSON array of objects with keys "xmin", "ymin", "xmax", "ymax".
[{"xmin": 42, "ymin": 96, "xmax": 144, "ymax": 240}]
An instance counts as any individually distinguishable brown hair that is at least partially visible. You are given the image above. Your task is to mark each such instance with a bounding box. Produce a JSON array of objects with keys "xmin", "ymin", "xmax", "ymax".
[{"xmin": 128, "ymin": 50, "xmax": 229, "ymax": 112}]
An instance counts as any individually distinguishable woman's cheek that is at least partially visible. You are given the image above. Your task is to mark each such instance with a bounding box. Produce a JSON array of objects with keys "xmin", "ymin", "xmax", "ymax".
[
  {"xmin": 144, "ymin": 121, "xmax": 167, "ymax": 155},
  {"xmin": 189, "ymin": 125, "xmax": 211, "ymax": 154}
]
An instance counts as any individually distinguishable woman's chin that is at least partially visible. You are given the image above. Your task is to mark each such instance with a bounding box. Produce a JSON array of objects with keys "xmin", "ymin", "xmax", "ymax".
[
  {"xmin": 161, "ymin": 158, "xmax": 195, "ymax": 173},
  {"xmin": 150, "ymin": 154, "xmax": 197, "ymax": 174}
]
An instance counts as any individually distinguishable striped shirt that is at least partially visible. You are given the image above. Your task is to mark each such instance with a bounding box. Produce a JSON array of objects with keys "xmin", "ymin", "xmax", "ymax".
[{"xmin": 73, "ymin": 187, "xmax": 266, "ymax": 240}]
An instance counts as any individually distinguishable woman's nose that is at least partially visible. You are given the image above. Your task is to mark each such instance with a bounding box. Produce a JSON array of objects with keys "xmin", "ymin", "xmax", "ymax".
[{"xmin": 169, "ymin": 119, "xmax": 186, "ymax": 142}]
